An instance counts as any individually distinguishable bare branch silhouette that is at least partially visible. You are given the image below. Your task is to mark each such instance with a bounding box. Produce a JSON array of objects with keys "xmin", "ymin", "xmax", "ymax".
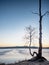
[
  {"xmin": 24, "ymin": 25, "xmax": 38, "ymax": 57},
  {"xmin": 32, "ymin": 12, "xmax": 39, "ymax": 15},
  {"xmin": 42, "ymin": 11, "xmax": 49, "ymax": 17}
]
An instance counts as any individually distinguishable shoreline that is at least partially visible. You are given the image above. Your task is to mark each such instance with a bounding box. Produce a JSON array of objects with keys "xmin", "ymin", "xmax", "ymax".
[{"xmin": 0, "ymin": 60, "xmax": 49, "ymax": 65}]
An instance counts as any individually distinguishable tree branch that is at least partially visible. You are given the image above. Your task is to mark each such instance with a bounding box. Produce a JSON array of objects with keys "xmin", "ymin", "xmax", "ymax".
[
  {"xmin": 32, "ymin": 12, "xmax": 39, "ymax": 15},
  {"xmin": 42, "ymin": 11, "xmax": 49, "ymax": 17}
]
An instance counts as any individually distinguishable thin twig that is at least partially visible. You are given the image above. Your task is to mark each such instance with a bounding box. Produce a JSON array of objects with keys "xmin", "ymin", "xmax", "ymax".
[
  {"xmin": 42, "ymin": 11, "xmax": 49, "ymax": 17},
  {"xmin": 32, "ymin": 12, "xmax": 39, "ymax": 15}
]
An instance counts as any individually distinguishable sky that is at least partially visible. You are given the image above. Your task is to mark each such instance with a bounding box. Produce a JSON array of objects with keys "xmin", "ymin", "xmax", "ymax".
[{"xmin": 0, "ymin": 0, "xmax": 49, "ymax": 47}]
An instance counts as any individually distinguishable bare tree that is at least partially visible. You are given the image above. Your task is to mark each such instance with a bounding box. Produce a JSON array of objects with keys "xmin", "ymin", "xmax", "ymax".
[
  {"xmin": 38, "ymin": 0, "xmax": 49, "ymax": 58},
  {"xmin": 24, "ymin": 0, "xmax": 49, "ymax": 62},
  {"xmin": 24, "ymin": 25, "xmax": 36, "ymax": 56},
  {"xmin": 29, "ymin": 0, "xmax": 49, "ymax": 61}
]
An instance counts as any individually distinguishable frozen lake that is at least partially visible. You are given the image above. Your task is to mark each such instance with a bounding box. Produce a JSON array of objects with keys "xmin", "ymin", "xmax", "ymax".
[{"xmin": 0, "ymin": 48, "xmax": 49, "ymax": 64}]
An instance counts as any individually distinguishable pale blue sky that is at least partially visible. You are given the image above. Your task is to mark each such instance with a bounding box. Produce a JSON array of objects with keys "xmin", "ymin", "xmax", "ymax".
[{"xmin": 0, "ymin": 0, "xmax": 49, "ymax": 47}]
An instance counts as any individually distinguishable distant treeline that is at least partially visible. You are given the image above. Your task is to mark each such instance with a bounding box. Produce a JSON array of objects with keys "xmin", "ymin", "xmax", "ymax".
[
  {"xmin": 0, "ymin": 46, "xmax": 37, "ymax": 49},
  {"xmin": 0, "ymin": 46, "xmax": 49, "ymax": 49}
]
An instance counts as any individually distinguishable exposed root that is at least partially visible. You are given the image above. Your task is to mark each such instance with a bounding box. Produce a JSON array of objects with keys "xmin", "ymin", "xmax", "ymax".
[
  {"xmin": 29, "ymin": 48, "xmax": 47, "ymax": 62},
  {"xmin": 28, "ymin": 56, "xmax": 47, "ymax": 62}
]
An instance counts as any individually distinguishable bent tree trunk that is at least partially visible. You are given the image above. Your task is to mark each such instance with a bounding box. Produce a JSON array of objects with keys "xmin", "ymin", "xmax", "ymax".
[{"xmin": 29, "ymin": 27, "xmax": 38, "ymax": 57}]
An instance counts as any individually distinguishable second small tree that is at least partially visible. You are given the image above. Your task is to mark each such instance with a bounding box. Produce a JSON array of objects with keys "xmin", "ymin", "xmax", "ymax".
[{"xmin": 24, "ymin": 25, "xmax": 37, "ymax": 56}]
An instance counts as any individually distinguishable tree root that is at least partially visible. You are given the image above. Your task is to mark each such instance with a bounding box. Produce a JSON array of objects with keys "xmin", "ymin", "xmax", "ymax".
[{"xmin": 28, "ymin": 56, "xmax": 47, "ymax": 62}]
